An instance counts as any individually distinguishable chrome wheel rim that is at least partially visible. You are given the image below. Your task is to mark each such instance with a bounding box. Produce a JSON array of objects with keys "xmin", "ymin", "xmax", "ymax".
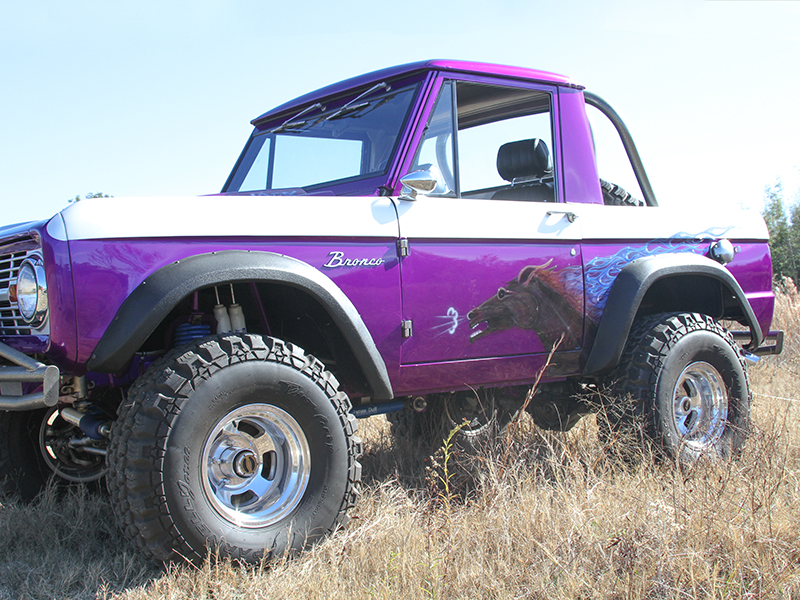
[
  {"xmin": 201, "ymin": 404, "xmax": 310, "ymax": 528},
  {"xmin": 671, "ymin": 361, "xmax": 728, "ymax": 451}
]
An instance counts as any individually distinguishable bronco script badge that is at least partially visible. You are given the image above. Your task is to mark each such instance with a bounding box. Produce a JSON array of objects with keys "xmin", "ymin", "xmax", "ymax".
[{"xmin": 323, "ymin": 251, "xmax": 385, "ymax": 269}]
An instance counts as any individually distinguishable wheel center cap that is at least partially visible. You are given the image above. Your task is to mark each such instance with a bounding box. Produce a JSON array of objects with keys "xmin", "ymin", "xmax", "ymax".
[{"xmin": 233, "ymin": 450, "xmax": 259, "ymax": 477}]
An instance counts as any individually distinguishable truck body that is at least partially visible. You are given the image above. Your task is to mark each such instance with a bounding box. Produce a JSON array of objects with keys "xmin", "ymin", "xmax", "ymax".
[{"xmin": 0, "ymin": 60, "xmax": 781, "ymax": 563}]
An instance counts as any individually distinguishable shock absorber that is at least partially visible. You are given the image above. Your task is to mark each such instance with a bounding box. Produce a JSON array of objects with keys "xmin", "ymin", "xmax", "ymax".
[
  {"xmin": 228, "ymin": 284, "xmax": 247, "ymax": 333},
  {"xmin": 213, "ymin": 286, "xmax": 232, "ymax": 333},
  {"xmin": 212, "ymin": 284, "xmax": 247, "ymax": 333}
]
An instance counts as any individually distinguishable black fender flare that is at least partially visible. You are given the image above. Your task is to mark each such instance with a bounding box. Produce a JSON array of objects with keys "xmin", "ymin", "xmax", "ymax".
[
  {"xmin": 582, "ymin": 253, "xmax": 762, "ymax": 376},
  {"xmin": 87, "ymin": 250, "xmax": 393, "ymax": 400}
]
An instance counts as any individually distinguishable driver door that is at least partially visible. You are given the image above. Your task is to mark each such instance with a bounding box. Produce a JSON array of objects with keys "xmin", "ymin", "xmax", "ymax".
[{"xmin": 394, "ymin": 77, "xmax": 584, "ymax": 391}]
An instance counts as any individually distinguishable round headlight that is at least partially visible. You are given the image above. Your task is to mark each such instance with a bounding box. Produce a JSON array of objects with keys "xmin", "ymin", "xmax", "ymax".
[{"xmin": 16, "ymin": 256, "xmax": 48, "ymax": 327}]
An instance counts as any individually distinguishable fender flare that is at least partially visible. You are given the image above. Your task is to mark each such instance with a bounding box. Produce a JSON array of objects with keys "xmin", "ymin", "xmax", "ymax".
[
  {"xmin": 582, "ymin": 253, "xmax": 762, "ymax": 376},
  {"xmin": 86, "ymin": 250, "xmax": 393, "ymax": 400}
]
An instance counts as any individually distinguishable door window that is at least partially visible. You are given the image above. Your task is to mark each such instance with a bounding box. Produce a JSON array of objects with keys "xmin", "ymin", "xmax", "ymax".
[{"xmin": 411, "ymin": 80, "xmax": 556, "ymax": 202}]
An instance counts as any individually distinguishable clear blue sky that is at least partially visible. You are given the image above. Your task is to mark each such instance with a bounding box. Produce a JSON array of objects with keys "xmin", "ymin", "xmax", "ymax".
[{"xmin": 1, "ymin": 0, "xmax": 798, "ymax": 226}]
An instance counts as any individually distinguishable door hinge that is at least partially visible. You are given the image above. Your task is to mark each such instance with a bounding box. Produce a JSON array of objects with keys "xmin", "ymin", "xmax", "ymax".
[
  {"xmin": 397, "ymin": 238, "xmax": 409, "ymax": 258},
  {"xmin": 401, "ymin": 319, "xmax": 413, "ymax": 338}
]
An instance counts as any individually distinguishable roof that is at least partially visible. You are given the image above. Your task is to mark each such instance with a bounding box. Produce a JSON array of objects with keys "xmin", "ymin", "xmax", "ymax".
[{"xmin": 251, "ymin": 60, "xmax": 580, "ymax": 125}]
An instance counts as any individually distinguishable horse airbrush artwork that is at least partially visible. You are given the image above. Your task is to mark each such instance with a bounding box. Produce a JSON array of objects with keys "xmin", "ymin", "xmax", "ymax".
[
  {"xmin": 468, "ymin": 260, "xmax": 585, "ymax": 350},
  {"xmin": 465, "ymin": 229, "xmax": 735, "ymax": 351}
]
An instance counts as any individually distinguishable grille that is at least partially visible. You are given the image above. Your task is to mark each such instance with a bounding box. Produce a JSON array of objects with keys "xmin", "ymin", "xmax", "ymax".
[{"xmin": 0, "ymin": 238, "xmax": 38, "ymax": 336}]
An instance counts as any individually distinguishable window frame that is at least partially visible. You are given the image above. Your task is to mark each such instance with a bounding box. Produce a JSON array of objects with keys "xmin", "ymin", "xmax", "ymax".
[
  {"xmin": 411, "ymin": 73, "xmax": 562, "ymax": 203},
  {"xmin": 222, "ymin": 77, "xmax": 425, "ymax": 195}
]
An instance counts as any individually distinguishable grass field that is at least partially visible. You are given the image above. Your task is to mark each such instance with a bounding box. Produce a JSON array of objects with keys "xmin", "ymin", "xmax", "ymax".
[{"xmin": 1, "ymin": 284, "xmax": 799, "ymax": 599}]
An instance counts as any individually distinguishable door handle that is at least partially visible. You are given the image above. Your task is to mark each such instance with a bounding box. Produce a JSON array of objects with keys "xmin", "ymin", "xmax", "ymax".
[{"xmin": 546, "ymin": 210, "xmax": 578, "ymax": 223}]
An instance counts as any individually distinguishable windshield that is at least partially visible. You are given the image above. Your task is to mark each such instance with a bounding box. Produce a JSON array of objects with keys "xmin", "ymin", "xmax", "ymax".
[{"xmin": 224, "ymin": 82, "xmax": 419, "ymax": 194}]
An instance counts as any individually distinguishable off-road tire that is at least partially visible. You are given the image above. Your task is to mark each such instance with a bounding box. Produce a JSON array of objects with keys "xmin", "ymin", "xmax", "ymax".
[
  {"xmin": 387, "ymin": 402, "xmax": 445, "ymax": 454},
  {"xmin": 600, "ymin": 179, "xmax": 644, "ymax": 207},
  {"xmin": 107, "ymin": 334, "xmax": 361, "ymax": 564},
  {"xmin": 389, "ymin": 389, "xmax": 516, "ymax": 454},
  {"xmin": 601, "ymin": 312, "xmax": 750, "ymax": 462},
  {"xmin": 0, "ymin": 409, "xmax": 49, "ymax": 500}
]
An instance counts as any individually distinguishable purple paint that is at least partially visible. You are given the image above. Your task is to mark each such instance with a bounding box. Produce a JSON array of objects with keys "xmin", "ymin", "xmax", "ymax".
[
  {"xmin": 0, "ymin": 60, "xmax": 784, "ymax": 567},
  {"xmin": 559, "ymin": 87, "xmax": 604, "ymax": 205},
  {"xmin": 0, "ymin": 59, "xmax": 780, "ymax": 402}
]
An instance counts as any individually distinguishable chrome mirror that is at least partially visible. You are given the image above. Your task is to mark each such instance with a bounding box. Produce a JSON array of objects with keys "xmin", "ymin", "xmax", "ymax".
[{"xmin": 398, "ymin": 165, "xmax": 443, "ymax": 201}]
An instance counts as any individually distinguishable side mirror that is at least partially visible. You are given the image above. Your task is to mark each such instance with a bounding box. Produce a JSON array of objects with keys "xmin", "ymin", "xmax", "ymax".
[{"xmin": 398, "ymin": 165, "xmax": 443, "ymax": 201}]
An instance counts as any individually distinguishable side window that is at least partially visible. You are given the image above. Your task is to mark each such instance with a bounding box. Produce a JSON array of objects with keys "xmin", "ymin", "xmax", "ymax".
[
  {"xmin": 411, "ymin": 80, "xmax": 556, "ymax": 202},
  {"xmin": 456, "ymin": 82, "xmax": 554, "ymax": 201},
  {"xmin": 411, "ymin": 81, "xmax": 456, "ymax": 196},
  {"xmin": 585, "ymin": 104, "xmax": 645, "ymax": 206}
]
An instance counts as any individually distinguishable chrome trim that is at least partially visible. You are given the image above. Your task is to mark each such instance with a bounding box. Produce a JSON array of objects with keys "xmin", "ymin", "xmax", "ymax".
[
  {"xmin": 708, "ymin": 239, "xmax": 737, "ymax": 265},
  {"xmin": 671, "ymin": 361, "xmax": 728, "ymax": 452},
  {"xmin": 201, "ymin": 404, "xmax": 311, "ymax": 528},
  {"xmin": 0, "ymin": 241, "xmax": 49, "ymax": 336},
  {"xmin": 0, "ymin": 340, "xmax": 59, "ymax": 410},
  {"xmin": 546, "ymin": 210, "xmax": 578, "ymax": 223},
  {"xmin": 399, "ymin": 166, "xmax": 444, "ymax": 201},
  {"xmin": 16, "ymin": 255, "xmax": 48, "ymax": 327}
]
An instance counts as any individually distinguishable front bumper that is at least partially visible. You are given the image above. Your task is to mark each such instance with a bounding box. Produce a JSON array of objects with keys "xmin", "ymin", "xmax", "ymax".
[{"xmin": 0, "ymin": 340, "xmax": 59, "ymax": 411}]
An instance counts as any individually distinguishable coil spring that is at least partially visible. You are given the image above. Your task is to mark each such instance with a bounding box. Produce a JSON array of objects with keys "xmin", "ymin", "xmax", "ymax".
[{"xmin": 173, "ymin": 323, "xmax": 211, "ymax": 347}]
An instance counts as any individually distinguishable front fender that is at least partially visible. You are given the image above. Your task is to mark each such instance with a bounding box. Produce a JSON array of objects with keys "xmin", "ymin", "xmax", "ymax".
[
  {"xmin": 86, "ymin": 250, "xmax": 393, "ymax": 400},
  {"xmin": 582, "ymin": 253, "xmax": 762, "ymax": 376}
]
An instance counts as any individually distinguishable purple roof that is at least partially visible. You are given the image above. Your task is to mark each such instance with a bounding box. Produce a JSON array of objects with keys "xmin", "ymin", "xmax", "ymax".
[{"xmin": 251, "ymin": 60, "xmax": 581, "ymax": 125}]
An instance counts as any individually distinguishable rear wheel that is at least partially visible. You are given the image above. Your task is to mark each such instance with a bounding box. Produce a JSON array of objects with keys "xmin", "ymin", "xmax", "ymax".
[
  {"xmin": 389, "ymin": 388, "xmax": 518, "ymax": 452},
  {"xmin": 602, "ymin": 312, "xmax": 750, "ymax": 462},
  {"xmin": 107, "ymin": 334, "xmax": 361, "ymax": 564}
]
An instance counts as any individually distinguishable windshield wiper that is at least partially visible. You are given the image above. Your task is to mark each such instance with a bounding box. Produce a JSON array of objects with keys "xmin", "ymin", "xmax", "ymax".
[
  {"xmin": 325, "ymin": 82, "xmax": 390, "ymax": 121},
  {"xmin": 271, "ymin": 102, "xmax": 325, "ymax": 134}
]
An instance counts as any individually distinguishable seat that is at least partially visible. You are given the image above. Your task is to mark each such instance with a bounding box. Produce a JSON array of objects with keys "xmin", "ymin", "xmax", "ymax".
[{"xmin": 491, "ymin": 138, "xmax": 555, "ymax": 202}]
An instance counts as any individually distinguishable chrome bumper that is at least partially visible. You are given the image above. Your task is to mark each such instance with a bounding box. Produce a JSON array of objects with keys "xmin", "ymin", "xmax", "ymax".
[{"xmin": 0, "ymin": 341, "xmax": 59, "ymax": 411}]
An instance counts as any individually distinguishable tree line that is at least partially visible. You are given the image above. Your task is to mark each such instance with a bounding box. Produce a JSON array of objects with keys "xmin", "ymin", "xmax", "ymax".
[{"xmin": 762, "ymin": 180, "xmax": 800, "ymax": 283}]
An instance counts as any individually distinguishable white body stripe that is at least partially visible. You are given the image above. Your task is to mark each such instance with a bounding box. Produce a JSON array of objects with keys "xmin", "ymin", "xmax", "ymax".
[
  {"xmin": 53, "ymin": 195, "xmax": 769, "ymax": 243},
  {"xmin": 395, "ymin": 197, "xmax": 768, "ymax": 242},
  {"xmin": 55, "ymin": 196, "xmax": 400, "ymax": 241},
  {"xmin": 573, "ymin": 203, "xmax": 769, "ymax": 242},
  {"xmin": 394, "ymin": 197, "xmax": 582, "ymax": 241}
]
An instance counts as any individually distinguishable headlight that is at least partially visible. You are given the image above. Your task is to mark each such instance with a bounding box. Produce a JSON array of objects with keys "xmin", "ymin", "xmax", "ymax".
[{"xmin": 16, "ymin": 256, "xmax": 48, "ymax": 327}]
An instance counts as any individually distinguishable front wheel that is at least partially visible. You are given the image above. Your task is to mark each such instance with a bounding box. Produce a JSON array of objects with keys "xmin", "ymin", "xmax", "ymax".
[
  {"xmin": 107, "ymin": 334, "xmax": 361, "ymax": 564},
  {"xmin": 0, "ymin": 409, "xmax": 49, "ymax": 500},
  {"xmin": 603, "ymin": 313, "xmax": 750, "ymax": 462},
  {"xmin": 0, "ymin": 406, "xmax": 108, "ymax": 500}
]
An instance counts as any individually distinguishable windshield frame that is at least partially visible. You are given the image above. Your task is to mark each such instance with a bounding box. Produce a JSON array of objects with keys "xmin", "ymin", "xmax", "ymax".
[{"xmin": 222, "ymin": 73, "xmax": 427, "ymax": 196}]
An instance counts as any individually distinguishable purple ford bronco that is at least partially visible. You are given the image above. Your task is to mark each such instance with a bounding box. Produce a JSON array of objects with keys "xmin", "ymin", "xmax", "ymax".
[{"xmin": 0, "ymin": 60, "xmax": 783, "ymax": 563}]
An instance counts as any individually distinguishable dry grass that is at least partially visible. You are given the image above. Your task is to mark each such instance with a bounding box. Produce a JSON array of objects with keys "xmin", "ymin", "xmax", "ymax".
[{"xmin": 2, "ymin": 287, "xmax": 800, "ymax": 599}]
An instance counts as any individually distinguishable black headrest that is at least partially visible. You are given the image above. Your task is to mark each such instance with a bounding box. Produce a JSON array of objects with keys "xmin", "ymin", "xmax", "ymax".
[{"xmin": 496, "ymin": 138, "xmax": 551, "ymax": 182}]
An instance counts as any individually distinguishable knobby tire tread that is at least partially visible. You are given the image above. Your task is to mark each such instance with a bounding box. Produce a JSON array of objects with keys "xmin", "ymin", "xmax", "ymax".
[
  {"xmin": 603, "ymin": 312, "xmax": 750, "ymax": 457},
  {"xmin": 106, "ymin": 333, "xmax": 361, "ymax": 563}
]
